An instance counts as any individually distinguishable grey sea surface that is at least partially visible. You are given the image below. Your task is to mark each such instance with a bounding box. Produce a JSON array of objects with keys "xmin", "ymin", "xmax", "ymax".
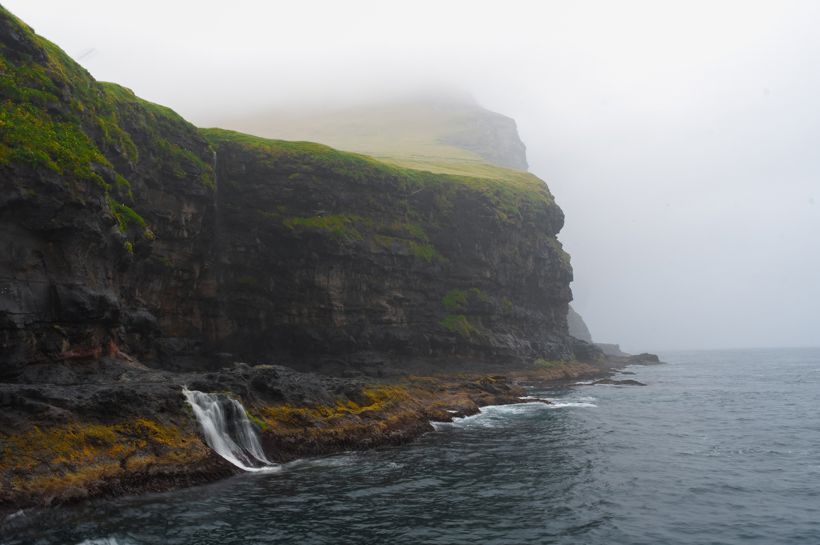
[{"xmin": 4, "ymin": 348, "xmax": 820, "ymax": 545}]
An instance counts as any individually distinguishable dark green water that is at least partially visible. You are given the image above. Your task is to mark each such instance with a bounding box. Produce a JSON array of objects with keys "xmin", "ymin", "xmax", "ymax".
[{"xmin": 4, "ymin": 348, "xmax": 820, "ymax": 544}]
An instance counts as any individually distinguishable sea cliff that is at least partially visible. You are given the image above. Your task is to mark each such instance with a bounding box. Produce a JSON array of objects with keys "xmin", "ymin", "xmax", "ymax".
[
  {"xmin": 0, "ymin": 7, "xmax": 582, "ymax": 377},
  {"xmin": 0, "ymin": 6, "xmax": 614, "ymax": 510}
]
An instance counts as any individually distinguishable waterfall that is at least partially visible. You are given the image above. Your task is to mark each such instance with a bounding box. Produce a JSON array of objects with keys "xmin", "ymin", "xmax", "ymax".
[{"xmin": 182, "ymin": 388, "xmax": 276, "ymax": 472}]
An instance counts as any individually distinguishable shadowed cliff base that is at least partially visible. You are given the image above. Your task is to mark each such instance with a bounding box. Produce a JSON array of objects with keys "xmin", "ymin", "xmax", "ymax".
[
  {"xmin": 0, "ymin": 357, "xmax": 656, "ymax": 511},
  {"xmin": 0, "ymin": 347, "xmax": 662, "ymax": 512}
]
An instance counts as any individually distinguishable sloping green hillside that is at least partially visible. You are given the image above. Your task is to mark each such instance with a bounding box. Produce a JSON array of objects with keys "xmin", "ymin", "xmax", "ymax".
[
  {"xmin": 219, "ymin": 97, "xmax": 530, "ymax": 178},
  {"xmin": 0, "ymin": 6, "xmax": 214, "ymax": 245},
  {"xmin": 202, "ymin": 128, "xmax": 552, "ymax": 223}
]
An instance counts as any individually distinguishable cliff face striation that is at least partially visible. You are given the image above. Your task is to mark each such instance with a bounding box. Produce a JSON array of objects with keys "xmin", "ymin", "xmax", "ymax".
[
  {"xmin": 0, "ymin": 8, "xmax": 583, "ymax": 381},
  {"xmin": 0, "ymin": 8, "xmax": 218, "ymax": 379},
  {"xmin": 202, "ymin": 129, "xmax": 574, "ymax": 374},
  {"xmin": 0, "ymin": 8, "xmax": 625, "ymax": 510}
]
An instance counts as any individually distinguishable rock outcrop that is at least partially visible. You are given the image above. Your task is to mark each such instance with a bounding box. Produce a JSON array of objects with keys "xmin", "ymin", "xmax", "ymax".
[
  {"xmin": 436, "ymin": 101, "xmax": 529, "ymax": 170},
  {"xmin": 0, "ymin": 358, "xmax": 541, "ymax": 508},
  {"xmin": 0, "ymin": 7, "xmax": 586, "ymax": 380},
  {"xmin": 567, "ymin": 305, "xmax": 593, "ymax": 342},
  {"xmin": 595, "ymin": 343, "xmax": 629, "ymax": 357}
]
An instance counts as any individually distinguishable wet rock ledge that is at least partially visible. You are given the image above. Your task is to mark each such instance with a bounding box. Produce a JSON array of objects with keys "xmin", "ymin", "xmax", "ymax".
[{"xmin": 0, "ymin": 358, "xmax": 619, "ymax": 511}]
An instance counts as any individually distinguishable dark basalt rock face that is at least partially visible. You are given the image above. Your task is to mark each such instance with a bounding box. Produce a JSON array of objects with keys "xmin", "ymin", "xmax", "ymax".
[
  {"xmin": 204, "ymin": 130, "xmax": 575, "ymax": 374},
  {"xmin": 0, "ymin": 7, "xmax": 588, "ymax": 380},
  {"xmin": 626, "ymin": 353, "xmax": 661, "ymax": 365},
  {"xmin": 0, "ymin": 8, "xmax": 218, "ymax": 379}
]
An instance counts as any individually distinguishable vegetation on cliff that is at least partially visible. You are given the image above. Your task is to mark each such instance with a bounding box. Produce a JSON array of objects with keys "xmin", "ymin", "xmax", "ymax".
[
  {"xmin": 0, "ymin": 6, "xmax": 213, "ymax": 247},
  {"xmin": 0, "ymin": 6, "xmax": 616, "ymax": 512},
  {"xmin": 220, "ymin": 97, "xmax": 530, "ymax": 173},
  {"xmin": 1, "ymin": 4, "xmax": 580, "ymax": 374},
  {"xmin": 202, "ymin": 127, "xmax": 554, "ymax": 224}
]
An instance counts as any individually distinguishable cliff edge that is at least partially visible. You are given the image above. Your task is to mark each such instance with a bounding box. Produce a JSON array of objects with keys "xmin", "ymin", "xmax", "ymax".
[
  {"xmin": 0, "ymin": 6, "xmax": 618, "ymax": 509},
  {"xmin": 0, "ymin": 7, "xmax": 583, "ymax": 379}
]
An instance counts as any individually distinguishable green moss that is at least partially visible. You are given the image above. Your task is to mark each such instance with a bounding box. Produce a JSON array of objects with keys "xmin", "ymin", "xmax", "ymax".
[
  {"xmin": 468, "ymin": 288, "xmax": 489, "ymax": 303},
  {"xmin": 408, "ymin": 241, "xmax": 439, "ymax": 262},
  {"xmin": 246, "ymin": 412, "xmax": 269, "ymax": 432},
  {"xmin": 0, "ymin": 100, "xmax": 110, "ymax": 189},
  {"xmin": 391, "ymin": 222, "xmax": 429, "ymax": 241},
  {"xmin": 0, "ymin": 5, "xmax": 216, "ymax": 264},
  {"xmin": 202, "ymin": 128, "xmax": 555, "ymax": 226},
  {"xmin": 280, "ymin": 214, "xmax": 438, "ymax": 252},
  {"xmin": 372, "ymin": 234, "xmax": 445, "ymax": 263},
  {"xmin": 108, "ymin": 199, "xmax": 146, "ymax": 231},
  {"xmin": 439, "ymin": 289, "xmax": 493, "ymax": 335},
  {"xmin": 442, "ymin": 288, "xmax": 491, "ymax": 312},
  {"xmin": 98, "ymin": 83, "xmax": 216, "ymax": 189},
  {"xmin": 260, "ymin": 385, "xmax": 413, "ymax": 429},
  {"xmin": 283, "ymin": 214, "xmax": 366, "ymax": 242},
  {"xmin": 95, "ymin": 112, "xmax": 139, "ymax": 165},
  {"xmin": 0, "ymin": 417, "xmax": 207, "ymax": 497},
  {"xmin": 442, "ymin": 289, "xmax": 469, "ymax": 312},
  {"xmin": 439, "ymin": 314, "xmax": 478, "ymax": 337},
  {"xmin": 0, "ymin": 12, "xmax": 116, "ymax": 192}
]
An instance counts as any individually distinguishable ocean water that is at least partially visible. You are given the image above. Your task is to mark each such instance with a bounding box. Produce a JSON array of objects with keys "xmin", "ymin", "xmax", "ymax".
[{"xmin": 4, "ymin": 348, "xmax": 820, "ymax": 545}]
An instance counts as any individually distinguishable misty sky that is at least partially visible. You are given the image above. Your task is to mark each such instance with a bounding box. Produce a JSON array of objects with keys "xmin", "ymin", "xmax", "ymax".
[{"xmin": 6, "ymin": 0, "xmax": 819, "ymax": 351}]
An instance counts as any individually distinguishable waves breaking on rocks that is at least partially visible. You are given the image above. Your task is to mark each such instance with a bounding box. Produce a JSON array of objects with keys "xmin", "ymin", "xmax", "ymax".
[{"xmin": 182, "ymin": 388, "xmax": 277, "ymax": 472}]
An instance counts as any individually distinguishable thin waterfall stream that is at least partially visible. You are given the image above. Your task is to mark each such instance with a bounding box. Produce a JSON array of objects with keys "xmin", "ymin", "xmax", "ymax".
[{"xmin": 182, "ymin": 388, "xmax": 277, "ymax": 472}]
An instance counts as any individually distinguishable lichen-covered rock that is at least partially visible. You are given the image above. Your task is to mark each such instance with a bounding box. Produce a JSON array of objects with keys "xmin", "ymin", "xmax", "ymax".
[{"xmin": 0, "ymin": 360, "xmax": 536, "ymax": 509}]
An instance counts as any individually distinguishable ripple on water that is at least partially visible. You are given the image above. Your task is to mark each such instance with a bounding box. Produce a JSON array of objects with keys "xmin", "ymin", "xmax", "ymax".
[{"xmin": 5, "ymin": 349, "xmax": 820, "ymax": 545}]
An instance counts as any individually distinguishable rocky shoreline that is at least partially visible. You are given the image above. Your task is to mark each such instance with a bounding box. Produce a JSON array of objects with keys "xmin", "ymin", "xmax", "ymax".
[
  {"xmin": 0, "ymin": 6, "xmax": 664, "ymax": 521},
  {"xmin": 0, "ymin": 354, "xmax": 659, "ymax": 514}
]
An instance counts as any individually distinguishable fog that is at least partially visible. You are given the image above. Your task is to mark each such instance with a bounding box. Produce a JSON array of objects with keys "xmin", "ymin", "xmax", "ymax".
[{"xmin": 7, "ymin": 0, "xmax": 819, "ymax": 351}]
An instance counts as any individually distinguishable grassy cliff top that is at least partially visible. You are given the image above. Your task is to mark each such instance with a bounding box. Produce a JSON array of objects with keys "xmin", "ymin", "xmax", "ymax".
[
  {"xmin": 1, "ymin": 5, "xmax": 551, "ymax": 225},
  {"xmin": 202, "ymin": 128, "xmax": 555, "ymax": 223},
  {"xmin": 219, "ymin": 98, "xmax": 530, "ymax": 178},
  {"xmin": 0, "ymin": 6, "xmax": 213, "ymax": 195}
]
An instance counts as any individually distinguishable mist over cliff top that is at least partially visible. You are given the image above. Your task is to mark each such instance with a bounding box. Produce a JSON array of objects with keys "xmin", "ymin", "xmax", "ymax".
[
  {"xmin": 6, "ymin": 0, "xmax": 820, "ymax": 351},
  {"xmin": 217, "ymin": 95, "xmax": 528, "ymax": 175}
]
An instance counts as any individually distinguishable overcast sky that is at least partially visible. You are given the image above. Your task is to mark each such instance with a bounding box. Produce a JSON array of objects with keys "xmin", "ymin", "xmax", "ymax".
[{"xmin": 7, "ymin": 0, "xmax": 819, "ymax": 351}]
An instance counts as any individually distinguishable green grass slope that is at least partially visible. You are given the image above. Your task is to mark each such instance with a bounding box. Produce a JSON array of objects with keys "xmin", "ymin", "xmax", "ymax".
[
  {"xmin": 219, "ymin": 98, "xmax": 530, "ymax": 180},
  {"xmin": 202, "ymin": 128, "xmax": 554, "ymax": 224}
]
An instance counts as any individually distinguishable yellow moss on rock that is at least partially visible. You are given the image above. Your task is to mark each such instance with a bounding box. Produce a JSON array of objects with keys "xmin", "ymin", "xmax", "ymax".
[
  {"xmin": 0, "ymin": 418, "xmax": 208, "ymax": 499},
  {"xmin": 260, "ymin": 384, "xmax": 413, "ymax": 431}
]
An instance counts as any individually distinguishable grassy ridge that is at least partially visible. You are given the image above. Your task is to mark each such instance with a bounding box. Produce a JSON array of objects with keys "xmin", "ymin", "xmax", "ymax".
[
  {"xmin": 221, "ymin": 100, "xmax": 528, "ymax": 176},
  {"xmin": 202, "ymin": 128, "xmax": 555, "ymax": 224},
  {"xmin": 0, "ymin": 6, "xmax": 214, "ymax": 252},
  {"xmin": 1, "ymin": 4, "xmax": 553, "ymax": 231}
]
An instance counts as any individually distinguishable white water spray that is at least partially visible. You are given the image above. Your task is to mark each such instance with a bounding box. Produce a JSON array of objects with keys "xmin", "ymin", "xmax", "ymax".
[{"xmin": 182, "ymin": 388, "xmax": 277, "ymax": 472}]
